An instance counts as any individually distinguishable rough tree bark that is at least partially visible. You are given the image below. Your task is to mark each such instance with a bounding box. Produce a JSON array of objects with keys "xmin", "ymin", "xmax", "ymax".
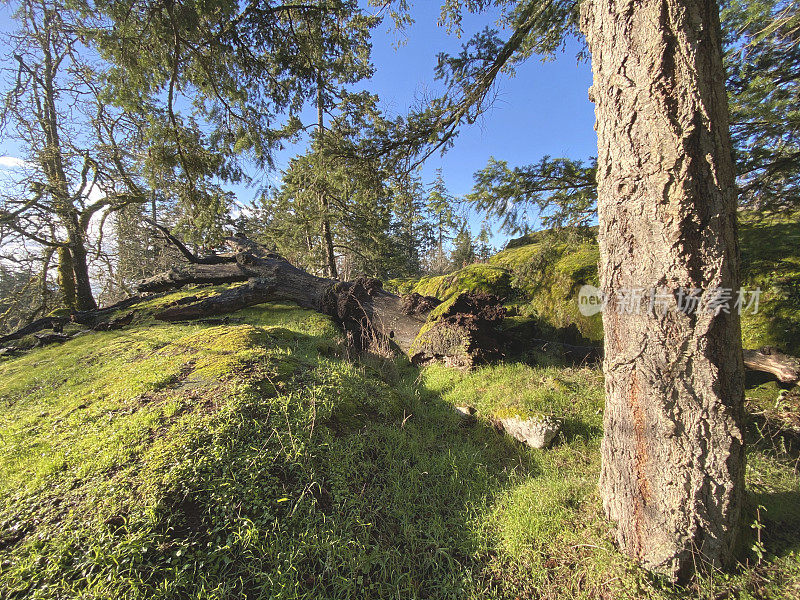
[
  {"xmin": 581, "ymin": 0, "xmax": 745, "ymax": 580},
  {"xmin": 68, "ymin": 225, "xmax": 97, "ymax": 312}
]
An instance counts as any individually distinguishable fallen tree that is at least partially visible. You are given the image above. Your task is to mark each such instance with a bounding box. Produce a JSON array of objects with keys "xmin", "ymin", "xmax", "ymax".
[
  {"xmin": 4, "ymin": 234, "xmax": 800, "ymax": 383},
  {"xmin": 0, "ymin": 297, "xmax": 142, "ymax": 346},
  {"xmin": 136, "ymin": 236, "xmax": 505, "ymax": 367}
]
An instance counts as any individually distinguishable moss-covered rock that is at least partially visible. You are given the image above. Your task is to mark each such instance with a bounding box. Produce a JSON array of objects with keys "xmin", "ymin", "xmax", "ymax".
[
  {"xmin": 490, "ymin": 231, "xmax": 603, "ymax": 344},
  {"xmin": 401, "ymin": 214, "xmax": 800, "ymax": 354},
  {"xmin": 398, "ymin": 263, "xmax": 513, "ymax": 302},
  {"xmin": 739, "ymin": 212, "xmax": 800, "ymax": 354}
]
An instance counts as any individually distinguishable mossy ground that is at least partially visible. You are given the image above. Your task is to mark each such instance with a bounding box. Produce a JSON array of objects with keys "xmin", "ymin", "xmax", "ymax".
[
  {"xmin": 393, "ymin": 214, "xmax": 800, "ymax": 355},
  {"xmin": 1, "ymin": 281, "xmax": 798, "ymax": 599}
]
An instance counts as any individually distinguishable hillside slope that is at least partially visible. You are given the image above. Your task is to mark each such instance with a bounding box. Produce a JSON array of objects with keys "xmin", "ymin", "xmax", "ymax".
[
  {"xmin": 0, "ymin": 295, "xmax": 611, "ymax": 599},
  {"xmin": 1, "ymin": 231, "xmax": 800, "ymax": 598}
]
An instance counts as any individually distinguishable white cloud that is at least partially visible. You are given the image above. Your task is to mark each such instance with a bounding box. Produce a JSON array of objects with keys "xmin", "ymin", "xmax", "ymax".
[{"xmin": 0, "ymin": 156, "xmax": 30, "ymax": 169}]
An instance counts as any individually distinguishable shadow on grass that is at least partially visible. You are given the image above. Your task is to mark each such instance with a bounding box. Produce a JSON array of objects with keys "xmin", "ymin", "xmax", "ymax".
[
  {"xmin": 131, "ymin": 345, "xmax": 542, "ymax": 599},
  {"xmin": 749, "ymin": 490, "xmax": 800, "ymax": 557},
  {"xmin": 558, "ymin": 415, "xmax": 603, "ymax": 444}
]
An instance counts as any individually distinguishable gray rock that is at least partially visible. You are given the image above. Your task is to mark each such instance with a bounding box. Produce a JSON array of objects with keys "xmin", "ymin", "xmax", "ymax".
[
  {"xmin": 499, "ymin": 415, "xmax": 561, "ymax": 449},
  {"xmin": 453, "ymin": 405, "xmax": 476, "ymax": 418}
]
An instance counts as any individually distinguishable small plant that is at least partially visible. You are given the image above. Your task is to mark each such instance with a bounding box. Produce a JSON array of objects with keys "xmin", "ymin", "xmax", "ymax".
[{"xmin": 751, "ymin": 504, "xmax": 767, "ymax": 565}]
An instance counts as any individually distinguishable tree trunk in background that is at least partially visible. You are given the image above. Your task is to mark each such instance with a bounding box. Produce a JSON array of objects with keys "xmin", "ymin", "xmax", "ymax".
[
  {"xmin": 581, "ymin": 0, "xmax": 745, "ymax": 580},
  {"xmin": 69, "ymin": 229, "xmax": 97, "ymax": 312},
  {"xmin": 316, "ymin": 72, "xmax": 338, "ymax": 280},
  {"xmin": 36, "ymin": 8, "xmax": 98, "ymax": 314},
  {"xmin": 57, "ymin": 246, "xmax": 76, "ymax": 310}
]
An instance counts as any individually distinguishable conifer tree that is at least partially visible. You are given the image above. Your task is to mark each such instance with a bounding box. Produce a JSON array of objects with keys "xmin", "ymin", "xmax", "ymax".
[
  {"xmin": 425, "ymin": 170, "xmax": 459, "ymax": 274},
  {"xmin": 392, "ymin": 0, "xmax": 745, "ymax": 578},
  {"xmin": 723, "ymin": 0, "xmax": 800, "ymax": 210}
]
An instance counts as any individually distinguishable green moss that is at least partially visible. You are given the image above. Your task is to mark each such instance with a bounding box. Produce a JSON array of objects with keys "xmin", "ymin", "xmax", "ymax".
[
  {"xmin": 488, "ymin": 234, "xmax": 603, "ymax": 344},
  {"xmin": 489, "ymin": 241, "xmax": 546, "ymax": 270},
  {"xmin": 738, "ymin": 212, "xmax": 800, "ymax": 354},
  {"xmin": 401, "ymin": 263, "xmax": 513, "ymax": 302},
  {"xmin": 428, "ymin": 294, "xmax": 458, "ymax": 320},
  {"xmin": 383, "ymin": 277, "xmax": 416, "ymax": 295},
  {"xmin": 131, "ymin": 284, "xmax": 238, "ymax": 314},
  {"xmin": 492, "ymin": 214, "xmax": 800, "ymax": 351}
]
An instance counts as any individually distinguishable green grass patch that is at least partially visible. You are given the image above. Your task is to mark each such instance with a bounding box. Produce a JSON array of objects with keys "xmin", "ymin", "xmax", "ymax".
[{"xmin": 1, "ymin": 274, "xmax": 799, "ymax": 599}]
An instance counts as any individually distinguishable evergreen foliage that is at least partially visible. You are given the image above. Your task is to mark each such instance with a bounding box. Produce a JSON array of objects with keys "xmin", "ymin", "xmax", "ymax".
[{"xmin": 723, "ymin": 0, "xmax": 800, "ymax": 210}]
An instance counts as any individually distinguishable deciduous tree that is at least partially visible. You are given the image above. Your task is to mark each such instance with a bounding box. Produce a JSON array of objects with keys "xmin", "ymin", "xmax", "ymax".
[{"xmin": 1, "ymin": 0, "xmax": 145, "ymax": 311}]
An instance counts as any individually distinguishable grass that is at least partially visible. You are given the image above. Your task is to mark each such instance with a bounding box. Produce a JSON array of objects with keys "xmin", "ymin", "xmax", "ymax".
[{"xmin": 1, "ymin": 284, "xmax": 799, "ymax": 599}]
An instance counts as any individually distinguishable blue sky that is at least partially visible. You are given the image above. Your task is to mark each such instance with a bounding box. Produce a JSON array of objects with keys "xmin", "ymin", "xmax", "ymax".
[
  {"xmin": 363, "ymin": 4, "xmax": 597, "ymax": 197},
  {"xmin": 0, "ymin": 1, "xmax": 598, "ymax": 246},
  {"xmin": 253, "ymin": 3, "xmax": 598, "ymax": 244}
]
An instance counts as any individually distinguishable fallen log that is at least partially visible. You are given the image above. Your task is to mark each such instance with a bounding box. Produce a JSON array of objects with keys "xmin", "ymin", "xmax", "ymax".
[
  {"xmin": 743, "ymin": 347, "xmax": 800, "ymax": 384},
  {"xmin": 514, "ymin": 340, "xmax": 799, "ymax": 383},
  {"xmin": 0, "ymin": 316, "xmax": 67, "ymax": 345},
  {"xmin": 93, "ymin": 312, "xmax": 135, "ymax": 331},
  {"xmin": 137, "ymin": 263, "xmax": 254, "ymax": 294},
  {"xmin": 136, "ymin": 235, "xmax": 504, "ymax": 364},
  {"xmin": 0, "ymin": 296, "xmax": 145, "ymax": 345},
  {"xmin": 409, "ymin": 293, "xmax": 506, "ymax": 367},
  {"xmin": 34, "ymin": 332, "xmax": 70, "ymax": 346}
]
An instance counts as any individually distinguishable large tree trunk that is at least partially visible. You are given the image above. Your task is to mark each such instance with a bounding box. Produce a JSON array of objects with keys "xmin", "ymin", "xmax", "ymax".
[
  {"xmin": 69, "ymin": 229, "xmax": 97, "ymax": 312},
  {"xmin": 581, "ymin": 0, "xmax": 745, "ymax": 580},
  {"xmin": 57, "ymin": 246, "xmax": 77, "ymax": 310}
]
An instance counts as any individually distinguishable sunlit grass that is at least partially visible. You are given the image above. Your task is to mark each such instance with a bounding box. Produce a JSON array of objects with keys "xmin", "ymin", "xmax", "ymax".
[{"xmin": 0, "ymin": 287, "xmax": 798, "ymax": 599}]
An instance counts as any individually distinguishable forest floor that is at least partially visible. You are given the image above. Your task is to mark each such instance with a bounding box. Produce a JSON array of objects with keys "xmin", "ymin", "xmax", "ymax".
[{"xmin": 1, "ymin": 215, "xmax": 799, "ymax": 599}]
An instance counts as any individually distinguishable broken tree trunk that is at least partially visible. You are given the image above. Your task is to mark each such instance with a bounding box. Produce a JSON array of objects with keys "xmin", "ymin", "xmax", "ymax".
[
  {"xmin": 136, "ymin": 237, "xmax": 504, "ymax": 366},
  {"xmin": 743, "ymin": 348, "xmax": 800, "ymax": 384},
  {"xmin": 0, "ymin": 297, "xmax": 144, "ymax": 346}
]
